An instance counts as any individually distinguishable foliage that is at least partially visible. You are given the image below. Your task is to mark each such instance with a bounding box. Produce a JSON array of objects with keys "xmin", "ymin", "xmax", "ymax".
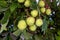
[{"xmin": 0, "ymin": 0, "xmax": 60, "ymax": 40}]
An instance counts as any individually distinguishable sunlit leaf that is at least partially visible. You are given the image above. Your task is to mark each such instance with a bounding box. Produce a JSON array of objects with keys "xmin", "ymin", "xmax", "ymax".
[
  {"xmin": 0, "ymin": 20, "xmax": 8, "ymax": 33},
  {"xmin": 56, "ymin": 36, "xmax": 60, "ymax": 40}
]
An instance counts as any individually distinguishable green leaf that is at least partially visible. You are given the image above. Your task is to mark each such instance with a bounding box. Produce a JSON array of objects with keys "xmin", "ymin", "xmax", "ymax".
[
  {"xmin": 0, "ymin": 20, "xmax": 8, "ymax": 33},
  {"xmin": 1, "ymin": 10, "xmax": 11, "ymax": 24},
  {"xmin": 42, "ymin": 17, "xmax": 48, "ymax": 32},
  {"xmin": 0, "ymin": 1, "xmax": 7, "ymax": 7},
  {"xmin": 56, "ymin": 36, "xmax": 60, "ymax": 40},
  {"xmin": 23, "ymin": 30, "xmax": 32, "ymax": 40},
  {"xmin": 13, "ymin": 29, "xmax": 21, "ymax": 37},
  {"xmin": 34, "ymin": 35, "xmax": 42, "ymax": 40},
  {"xmin": 17, "ymin": 3, "xmax": 21, "ymax": 8},
  {"xmin": 57, "ymin": 30, "xmax": 60, "ymax": 36},
  {"xmin": 10, "ymin": 3, "xmax": 18, "ymax": 12}
]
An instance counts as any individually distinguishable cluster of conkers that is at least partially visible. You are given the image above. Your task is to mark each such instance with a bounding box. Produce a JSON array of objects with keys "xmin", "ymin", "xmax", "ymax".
[{"xmin": 17, "ymin": 0, "xmax": 51, "ymax": 32}]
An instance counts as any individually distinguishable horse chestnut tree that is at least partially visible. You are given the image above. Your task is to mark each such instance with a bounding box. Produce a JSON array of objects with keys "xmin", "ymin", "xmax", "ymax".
[{"xmin": 0, "ymin": 0, "xmax": 60, "ymax": 40}]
